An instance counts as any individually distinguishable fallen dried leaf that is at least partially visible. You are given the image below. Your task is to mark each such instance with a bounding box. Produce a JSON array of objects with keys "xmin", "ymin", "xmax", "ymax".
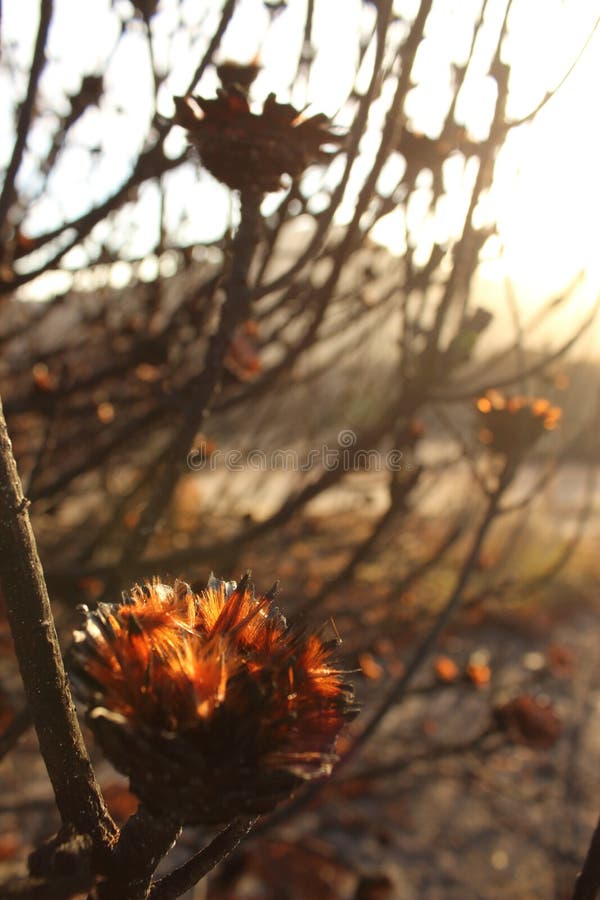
[{"xmin": 495, "ymin": 695, "xmax": 562, "ymax": 749}]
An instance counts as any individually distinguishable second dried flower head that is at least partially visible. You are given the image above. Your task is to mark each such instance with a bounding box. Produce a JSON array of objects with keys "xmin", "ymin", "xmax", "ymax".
[
  {"xmin": 476, "ymin": 389, "xmax": 561, "ymax": 458},
  {"xmin": 70, "ymin": 574, "xmax": 356, "ymax": 825}
]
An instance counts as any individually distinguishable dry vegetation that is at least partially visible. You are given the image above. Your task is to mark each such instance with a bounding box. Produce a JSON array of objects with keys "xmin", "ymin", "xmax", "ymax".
[{"xmin": 0, "ymin": 1, "xmax": 599, "ymax": 897}]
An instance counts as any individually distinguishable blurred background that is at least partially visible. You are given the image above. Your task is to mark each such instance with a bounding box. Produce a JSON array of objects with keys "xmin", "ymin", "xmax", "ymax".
[{"xmin": 1, "ymin": 0, "xmax": 600, "ymax": 897}]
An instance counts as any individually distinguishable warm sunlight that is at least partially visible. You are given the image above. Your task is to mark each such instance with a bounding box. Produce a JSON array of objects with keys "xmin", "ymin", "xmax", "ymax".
[
  {"xmin": 217, "ymin": 1, "xmax": 600, "ymax": 296},
  {"xmin": 2, "ymin": 0, "xmax": 599, "ymax": 348}
]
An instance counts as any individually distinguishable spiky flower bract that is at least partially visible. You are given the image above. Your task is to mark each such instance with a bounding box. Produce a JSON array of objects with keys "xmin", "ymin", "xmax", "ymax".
[
  {"xmin": 69, "ymin": 575, "xmax": 356, "ymax": 825},
  {"xmin": 475, "ymin": 389, "xmax": 561, "ymax": 458},
  {"xmin": 173, "ymin": 88, "xmax": 343, "ymax": 192}
]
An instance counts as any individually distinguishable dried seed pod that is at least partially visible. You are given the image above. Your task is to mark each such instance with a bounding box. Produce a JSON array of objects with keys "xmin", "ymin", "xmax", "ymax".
[
  {"xmin": 494, "ymin": 695, "xmax": 562, "ymax": 749},
  {"xmin": 174, "ymin": 88, "xmax": 344, "ymax": 192},
  {"xmin": 70, "ymin": 574, "xmax": 356, "ymax": 824},
  {"xmin": 475, "ymin": 390, "xmax": 561, "ymax": 458}
]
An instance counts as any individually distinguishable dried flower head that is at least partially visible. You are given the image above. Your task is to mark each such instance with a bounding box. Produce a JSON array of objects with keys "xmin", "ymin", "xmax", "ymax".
[
  {"xmin": 69, "ymin": 574, "xmax": 356, "ymax": 825},
  {"xmin": 475, "ymin": 389, "xmax": 561, "ymax": 457},
  {"xmin": 173, "ymin": 88, "xmax": 344, "ymax": 192}
]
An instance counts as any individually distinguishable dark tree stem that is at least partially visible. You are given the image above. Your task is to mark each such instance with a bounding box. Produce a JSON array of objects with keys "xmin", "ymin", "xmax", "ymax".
[
  {"xmin": 0, "ymin": 0, "xmax": 53, "ymax": 231},
  {"xmin": 148, "ymin": 816, "xmax": 257, "ymax": 900},
  {"xmin": 115, "ymin": 187, "xmax": 263, "ymax": 573},
  {"xmin": 0, "ymin": 395, "xmax": 115, "ymax": 848},
  {"xmin": 96, "ymin": 806, "xmax": 182, "ymax": 900},
  {"xmin": 572, "ymin": 813, "xmax": 600, "ymax": 900},
  {"xmin": 0, "ymin": 871, "xmax": 94, "ymax": 898}
]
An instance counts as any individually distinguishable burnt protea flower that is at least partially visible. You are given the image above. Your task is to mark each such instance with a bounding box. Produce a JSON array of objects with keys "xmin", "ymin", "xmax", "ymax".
[
  {"xmin": 173, "ymin": 87, "xmax": 344, "ymax": 192},
  {"xmin": 69, "ymin": 575, "xmax": 356, "ymax": 825},
  {"xmin": 475, "ymin": 389, "xmax": 561, "ymax": 458}
]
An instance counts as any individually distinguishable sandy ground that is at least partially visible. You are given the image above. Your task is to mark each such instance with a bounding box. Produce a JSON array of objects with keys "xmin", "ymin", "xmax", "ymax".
[{"xmin": 1, "ymin": 463, "xmax": 600, "ymax": 898}]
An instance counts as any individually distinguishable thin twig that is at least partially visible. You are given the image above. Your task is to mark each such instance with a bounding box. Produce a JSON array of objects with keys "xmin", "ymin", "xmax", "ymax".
[
  {"xmin": 185, "ymin": 0, "xmax": 238, "ymax": 93},
  {"xmin": 432, "ymin": 296, "xmax": 600, "ymax": 402},
  {"xmin": 250, "ymin": 0, "xmax": 395, "ymax": 303},
  {"xmin": 337, "ymin": 725, "xmax": 498, "ymax": 785},
  {"xmin": 251, "ymin": 460, "xmax": 515, "ymax": 837},
  {"xmin": 297, "ymin": 464, "xmax": 421, "ymax": 614},
  {"xmin": 338, "ymin": 455, "xmax": 516, "ymax": 773},
  {"xmin": 0, "ymin": 0, "xmax": 53, "ymax": 230},
  {"xmin": 148, "ymin": 816, "xmax": 257, "ymax": 900}
]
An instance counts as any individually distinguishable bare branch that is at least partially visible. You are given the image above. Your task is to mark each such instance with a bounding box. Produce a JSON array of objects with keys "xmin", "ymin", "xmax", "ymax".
[
  {"xmin": 0, "ymin": 394, "xmax": 115, "ymax": 848},
  {"xmin": 0, "ymin": 0, "xmax": 53, "ymax": 231},
  {"xmin": 149, "ymin": 816, "xmax": 257, "ymax": 900},
  {"xmin": 507, "ymin": 15, "xmax": 600, "ymax": 129}
]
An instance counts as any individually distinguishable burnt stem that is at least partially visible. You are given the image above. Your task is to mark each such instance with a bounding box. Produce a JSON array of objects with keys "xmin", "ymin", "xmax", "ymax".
[
  {"xmin": 0, "ymin": 396, "xmax": 116, "ymax": 849},
  {"xmin": 96, "ymin": 805, "xmax": 182, "ymax": 900},
  {"xmin": 114, "ymin": 187, "xmax": 263, "ymax": 575},
  {"xmin": 149, "ymin": 816, "xmax": 257, "ymax": 900}
]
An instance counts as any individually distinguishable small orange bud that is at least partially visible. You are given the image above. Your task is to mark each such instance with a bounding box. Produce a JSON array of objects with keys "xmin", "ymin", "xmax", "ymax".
[
  {"xmin": 135, "ymin": 363, "xmax": 161, "ymax": 382},
  {"xmin": 32, "ymin": 362, "xmax": 56, "ymax": 393},
  {"xmin": 96, "ymin": 401, "xmax": 115, "ymax": 424},
  {"xmin": 465, "ymin": 662, "xmax": 491, "ymax": 688},
  {"xmin": 359, "ymin": 652, "xmax": 384, "ymax": 681},
  {"xmin": 434, "ymin": 655, "xmax": 459, "ymax": 684}
]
